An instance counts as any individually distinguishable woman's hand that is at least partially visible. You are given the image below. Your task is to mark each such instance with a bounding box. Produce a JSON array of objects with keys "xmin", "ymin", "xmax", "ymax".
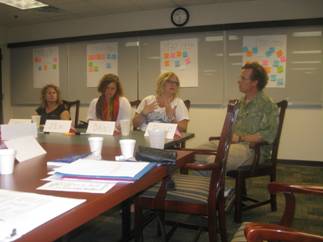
[{"xmin": 142, "ymin": 100, "xmax": 158, "ymax": 116}]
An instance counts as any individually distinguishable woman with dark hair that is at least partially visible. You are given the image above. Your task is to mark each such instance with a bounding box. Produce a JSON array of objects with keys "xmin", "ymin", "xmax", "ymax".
[
  {"xmin": 35, "ymin": 84, "xmax": 70, "ymax": 125},
  {"xmin": 87, "ymin": 73, "xmax": 131, "ymax": 122}
]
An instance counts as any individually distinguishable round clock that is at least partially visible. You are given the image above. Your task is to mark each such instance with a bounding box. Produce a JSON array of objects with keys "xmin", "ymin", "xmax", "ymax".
[{"xmin": 171, "ymin": 7, "xmax": 190, "ymax": 27}]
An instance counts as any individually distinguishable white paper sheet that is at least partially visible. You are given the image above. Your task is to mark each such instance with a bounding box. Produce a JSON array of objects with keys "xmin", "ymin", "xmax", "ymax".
[
  {"xmin": 43, "ymin": 120, "xmax": 72, "ymax": 133},
  {"xmin": 4, "ymin": 136, "xmax": 47, "ymax": 162},
  {"xmin": 37, "ymin": 180, "xmax": 115, "ymax": 193},
  {"xmin": 86, "ymin": 120, "xmax": 115, "ymax": 135},
  {"xmin": 0, "ymin": 189, "xmax": 85, "ymax": 241},
  {"xmin": 144, "ymin": 122, "xmax": 177, "ymax": 139},
  {"xmin": 1, "ymin": 123, "xmax": 37, "ymax": 141}
]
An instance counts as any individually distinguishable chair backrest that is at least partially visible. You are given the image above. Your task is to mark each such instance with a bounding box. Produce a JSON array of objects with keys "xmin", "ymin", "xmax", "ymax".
[
  {"xmin": 63, "ymin": 100, "xmax": 80, "ymax": 128},
  {"xmin": 130, "ymin": 99, "xmax": 141, "ymax": 108},
  {"xmin": 271, "ymin": 100, "xmax": 288, "ymax": 164},
  {"xmin": 183, "ymin": 99, "xmax": 191, "ymax": 110},
  {"xmin": 209, "ymin": 100, "xmax": 238, "ymax": 201}
]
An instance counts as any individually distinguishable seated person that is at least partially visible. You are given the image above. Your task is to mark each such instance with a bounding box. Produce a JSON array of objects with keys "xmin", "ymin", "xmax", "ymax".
[
  {"xmin": 35, "ymin": 84, "xmax": 70, "ymax": 125},
  {"xmin": 133, "ymin": 72, "xmax": 189, "ymax": 132},
  {"xmin": 198, "ymin": 62, "xmax": 278, "ymax": 171},
  {"xmin": 87, "ymin": 73, "xmax": 132, "ymax": 122}
]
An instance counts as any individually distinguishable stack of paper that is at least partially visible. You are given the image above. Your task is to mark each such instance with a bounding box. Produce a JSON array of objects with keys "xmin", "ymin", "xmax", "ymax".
[{"xmin": 54, "ymin": 159, "xmax": 156, "ymax": 182}]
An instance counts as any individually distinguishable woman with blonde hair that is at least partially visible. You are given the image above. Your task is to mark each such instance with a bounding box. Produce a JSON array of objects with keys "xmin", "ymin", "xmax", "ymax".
[
  {"xmin": 133, "ymin": 72, "xmax": 189, "ymax": 132},
  {"xmin": 87, "ymin": 73, "xmax": 131, "ymax": 122},
  {"xmin": 35, "ymin": 84, "xmax": 70, "ymax": 125}
]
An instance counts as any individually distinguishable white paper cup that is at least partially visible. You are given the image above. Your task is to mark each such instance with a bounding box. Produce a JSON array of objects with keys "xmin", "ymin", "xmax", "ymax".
[
  {"xmin": 0, "ymin": 149, "xmax": 16, "ymax": 175},
  {"xmin": 88, "ymin": 137, "xmax": 104, "ymax": 160},
  {"xmin": 148, "ymin": 129, "xmax": 166, "ymax": 149},
  {"xmin": 120, "ymin": 119, "xmax": 131, "ymax": 136},
  {"xmin": 31, "ymin": 115, "xmax": 41, "ymax": 128},
  {"xmin": 119, "ymin": 139, "xmax": 136, "ymax": 159}
]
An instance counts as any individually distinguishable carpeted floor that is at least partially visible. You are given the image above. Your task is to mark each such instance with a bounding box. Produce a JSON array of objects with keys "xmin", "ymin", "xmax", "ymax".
[{"xmin": 64, "ymin": 163, "xmax": 323, "ymax": 242}]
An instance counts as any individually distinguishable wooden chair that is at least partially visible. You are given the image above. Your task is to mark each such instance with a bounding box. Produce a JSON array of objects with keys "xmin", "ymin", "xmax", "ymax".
[
  {"xmin": 62, "ymin": 100, "xmax": 80, "ymax": 128},
  {"xmin": 239, "ymin": 182, "xmax": 323, "ymax": 242},
  {"xmin": 227, "ymin": 100, "xmax": 288, "ymax": 223},
  {"xmin": 134, "ymin": 100, "xmax": 238, "ymax": 242},
  {"xmin": 130, "ymin": 99, "xmax": 141, "ymax": 108},
  {"xmin": 184, "ymin": 99, "xmax": 191, "ymax": 110}
]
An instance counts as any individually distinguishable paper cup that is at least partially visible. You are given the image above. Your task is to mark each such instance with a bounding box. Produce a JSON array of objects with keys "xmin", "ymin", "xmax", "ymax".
[
  {"xmin": 31, "ymin": 115, "xmax": 41, "ymax": 128},
  {"xmin": 120, "ymin": 119, "xmax": 131, "ymax": 136},
  {"xmin": 88, "ymin": 137, "xmax": 104, "ymax": 160},
  {"xmin": 148, "ymin": 129, "xmax": 166, "ymax": 149},
  {"xmin": 0, "ymin": 149, "xmax": 16, "ymax": 175},
  {"xmin": 119, "ymin": 139, "xmax": 136, "ymax": 159}
]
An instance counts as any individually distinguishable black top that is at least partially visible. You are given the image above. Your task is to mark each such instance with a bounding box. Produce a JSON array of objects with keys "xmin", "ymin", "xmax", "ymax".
[{"xmin": 36, "ymin": 103, "xmax": 67, "ymax": 125}]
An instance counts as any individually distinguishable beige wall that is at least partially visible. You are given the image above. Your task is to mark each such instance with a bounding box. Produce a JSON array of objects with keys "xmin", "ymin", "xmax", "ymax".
[{"xmin": 2, "ymin": 0, "xmax": 323, "ymax": 162}]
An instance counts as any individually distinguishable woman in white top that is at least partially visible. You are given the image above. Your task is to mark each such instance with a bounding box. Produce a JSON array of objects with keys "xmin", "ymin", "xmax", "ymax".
[
  {"xmin": 133, "ymin": 72, "xmax": 189, "ymax": 132},
  {"xmin": 87, "ymin": 73, "xmax": 131, "ymax": 122}
]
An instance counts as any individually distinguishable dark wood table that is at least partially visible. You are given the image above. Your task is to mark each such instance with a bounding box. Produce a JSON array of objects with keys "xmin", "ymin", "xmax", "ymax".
[{"xmin": 0, "ymin": 140, "xmax": 194, "ymax": 241}]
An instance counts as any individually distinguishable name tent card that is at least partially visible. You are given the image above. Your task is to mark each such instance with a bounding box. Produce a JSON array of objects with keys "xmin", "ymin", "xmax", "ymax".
[
  {"xmin": 8, "ymin": 119, "xmax": 32, "ymax": 124},
  {"xmin": 4, "ymin": 136, "xmax": 47, "ymax": 162},
  {"xmin": 86, "ymin": 120, "xmax": 115, "ymax": 135},
  {"xmin": 43, "ymin": 120, "xmax": 72, "ymax": 133},
  {"xmin": 144, "ymin": 122, "xmax": 178, "ymax": 139},
  {"xmin": 1, "ymin": 123, "xmax": 37, "ymax": 141}
]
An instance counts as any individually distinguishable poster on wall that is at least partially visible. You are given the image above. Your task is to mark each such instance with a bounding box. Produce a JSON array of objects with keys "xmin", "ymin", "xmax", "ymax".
[
  {"xmin": 160, "ymin": 38, "xmax": 198, "ymax": 87},
  {"xmin": 86, "ymin": 42, "xmax": 118, "ymax": 87},
  {"xmin": 33, "ymin": 46, "xmax": 59, "ymax": 88},
  {"xmin": 242, "ymin": 35, "xmax": 287, "ymax": 88}
]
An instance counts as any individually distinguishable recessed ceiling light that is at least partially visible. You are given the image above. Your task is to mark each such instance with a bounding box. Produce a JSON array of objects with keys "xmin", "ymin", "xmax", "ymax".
[{"xmin": 0, "ymin": 0, "xmax": 47, "ymax": 10}]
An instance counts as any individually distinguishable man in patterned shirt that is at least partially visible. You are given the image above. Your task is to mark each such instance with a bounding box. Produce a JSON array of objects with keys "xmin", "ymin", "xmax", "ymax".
[{"xmin": 226, "ymin": 62, "xmax": 278, "ymax": 171}]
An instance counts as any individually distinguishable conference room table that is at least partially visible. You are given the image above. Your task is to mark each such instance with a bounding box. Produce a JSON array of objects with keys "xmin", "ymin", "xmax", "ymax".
[{"xmin": 0, "ymin": 130, "xmax": 195, "ymax": 242}]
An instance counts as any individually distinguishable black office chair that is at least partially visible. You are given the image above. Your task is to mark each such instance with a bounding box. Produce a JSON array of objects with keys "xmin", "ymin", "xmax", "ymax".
[{"xmin": 62, "ymin": 100, "xmax": 80, "ymax": 128}]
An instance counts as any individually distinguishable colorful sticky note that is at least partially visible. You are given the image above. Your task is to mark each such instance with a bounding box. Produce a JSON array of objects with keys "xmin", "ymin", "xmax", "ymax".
[
  {"xmin": 88, "ymin": 62, "xmax": 93, "ymax": 67},
  {"xmin": 164, "ymin": 60, "xmax": 170, "ymax": 67},
  {"xmin": 264, "ymin": 66, "xmax": 272, "ymax": 74},
  {"xmin": 280, "ymin": 56, "xmax": 287, "ymax": 62},
  {"xmin": 176, "ymin": 51, "xmax": 182, "ymax": 57},
  {"xmin": 163, "ymin": 53, "xmax": 170, "ymax": 59},
  {"xmin": 270, "ymin": 74, "xmax": 277, "ymax": 81},
  {"xmin": 184, "ymin": 57, "xmax": 191, "ymax": 65},
  {"xmin": 273, "ymin": 60, "xmax": 280, "ymax": 67},
  {"xmin": 53, "ymin": 57, "xmax": 58, "ymax": 63},
  {"xmin": 252, "ymin": 47, "xmax": 258, "ymax": 54},
  {"xmin": 242, "ymin": 46, "xmax": 248, "ymax": 52},
  {"xmin": 174, "ymin": 60, "xmax": 180, "ymax": 67},
  {"xmin": 182, "ymin": 51, "xmax": 188, "ymax": 58},
  {"xmin": 276, "ymin": 49, "xmax": 284, "ymax": 58},
  {"xmin": 265, "ymin": 51, "xmax": 272, "ymax": 57},
  {"xmin": 38, "ymin": 66, "xmax": 42, "ymax": 71},
  {"xmin": 170, "ymin": 52, "xmax": 176, "ymax": 58},
  {"xmin": 94, "ymin": 66, "xmax": 99, "ymax": 72},
  {"xmin": 246, "ymin": 50, "xmax": 253, "ymax": 57},
  {"xmin": 277, "ymin": 66, "xmax": 284, "ymax": 73},
  {"xmin": 269, "ymin": 47, "xmax": 275, "ymax": 52},
  {"xmin": 52, "ymin": 64, "xmax": 57, "ymax": 70},
  {"xmin": 44, "ymin": 64, "xmax": 48, "ymax": 71},
  {"xmin": 262, "ymin": 59, "xmax": 269, "ymax": 66},
  {"xmin": 106, "ymin": 63, "xmax": 112, "ymax": 69}
]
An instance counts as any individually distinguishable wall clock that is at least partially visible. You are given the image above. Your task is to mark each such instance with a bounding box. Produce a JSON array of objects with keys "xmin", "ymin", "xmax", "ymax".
[{"xmin": 170, "ymin": 7, "xmax": 190, "ymax": 27}]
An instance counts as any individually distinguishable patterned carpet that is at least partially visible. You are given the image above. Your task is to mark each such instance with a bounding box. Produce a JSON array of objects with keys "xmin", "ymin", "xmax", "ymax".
[{"xmin": 64, "ymin": 163, "xmax": 323, "ymax": 242}]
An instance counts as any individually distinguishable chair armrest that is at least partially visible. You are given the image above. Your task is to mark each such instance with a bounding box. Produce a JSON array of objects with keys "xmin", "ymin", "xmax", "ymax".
[
  {"xmin": 269, "ymin": 182, "xmax": 323, "ymax": 196},
  {"xmin": 245, "ymin": 222, "xmax": 323, "ymax": 242},
  {"xmin": 182, "ymin": 162, "xmax": 219, "ymax": 171},
  {"xmin": 209, "ymin": 136, "xmax": 220, "ymax": 141},
  {"xmin": 268, "ymin": 182, "xmax": 323, "ymax": 227},
  {"xmin": 178, "ymin": 148, "xmax": 217, "ymax": 156}
]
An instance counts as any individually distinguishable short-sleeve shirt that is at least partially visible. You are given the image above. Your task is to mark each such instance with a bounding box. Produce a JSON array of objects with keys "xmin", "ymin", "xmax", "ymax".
[
  {"xmin": 136, "ymin": 95, "xmax": 189, "ymax": 131},
  {"xmin": 36, "ymin": 103, "xmax": 67, "ymax": 125},
  {"xmin": 233, "ymin": 91, "xmax": 278, "ymax": 162},
  {"xmin": 87, "ymin": 96, "xmax": 132, "ymax": 122}
]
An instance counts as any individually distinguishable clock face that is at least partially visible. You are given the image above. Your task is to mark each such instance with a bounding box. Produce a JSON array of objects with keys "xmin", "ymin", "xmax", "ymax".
[{"xmin": 171, "ymin": 7, "xmax": 189, "ymax": 27}]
